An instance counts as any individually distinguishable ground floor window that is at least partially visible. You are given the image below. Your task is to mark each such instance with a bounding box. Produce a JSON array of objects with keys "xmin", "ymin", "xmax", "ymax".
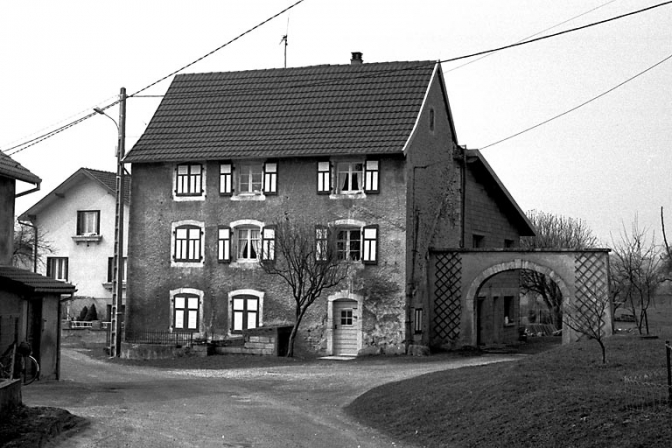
[
  {"xmin": 173, "ymin": 293, "xmax": 200, "ymax": 331},
  {"xmin": 47, "ymin": 257, "xmax": 68, "ymax": 281},
  {"xmin": 231, "ymin": 295, "xmax": 259, "ymax": 333}
]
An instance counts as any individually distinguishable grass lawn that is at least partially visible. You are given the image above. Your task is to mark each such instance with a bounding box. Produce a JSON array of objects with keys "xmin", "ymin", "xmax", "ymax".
[{"xmin": 346, "ymin": 306, "xmax": 672, "ymax": 448}]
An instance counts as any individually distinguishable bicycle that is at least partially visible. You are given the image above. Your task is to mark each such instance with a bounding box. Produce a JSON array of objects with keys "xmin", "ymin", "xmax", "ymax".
[{"xmin": 0, "ymin": 341, "xmax": 40, "ymax": 385}]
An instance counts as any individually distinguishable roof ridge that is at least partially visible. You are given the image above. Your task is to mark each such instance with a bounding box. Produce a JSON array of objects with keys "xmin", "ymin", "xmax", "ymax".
[{"xmin": 175, "ymin": 60, "xmax": 437, "ymax": 78}]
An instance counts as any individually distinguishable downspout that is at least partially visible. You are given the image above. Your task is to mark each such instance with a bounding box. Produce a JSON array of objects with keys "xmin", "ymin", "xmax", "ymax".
[
  {"xmin": 460, "ymin": 145, "xmax": 467, "ymax": 248},
  {"xmin": 18, "ymin": 219, "xmax": 38, "ymax": 273}
]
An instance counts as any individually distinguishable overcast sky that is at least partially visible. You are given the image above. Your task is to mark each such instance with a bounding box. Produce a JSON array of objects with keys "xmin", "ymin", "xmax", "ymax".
[{"xmin": 2, "ymin": 0, "xmax": 671, "ymax": 245}]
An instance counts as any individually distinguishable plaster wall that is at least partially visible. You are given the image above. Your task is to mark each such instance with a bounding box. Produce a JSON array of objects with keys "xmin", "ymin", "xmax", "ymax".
[{"xmin": 32, "ymin": 177, "xmax": 129, "ymax": 309}]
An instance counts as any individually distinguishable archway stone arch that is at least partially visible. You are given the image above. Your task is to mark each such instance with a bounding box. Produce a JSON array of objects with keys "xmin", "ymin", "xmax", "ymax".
[
  {"xmin": 427, "ymin": 249, "xmax": 610, "ymax": 349},
  {"xmin": 464, "ymin": 259, "xmax": 572, "ymax": 347}
]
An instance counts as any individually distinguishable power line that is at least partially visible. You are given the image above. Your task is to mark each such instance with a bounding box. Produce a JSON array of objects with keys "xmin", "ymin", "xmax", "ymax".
[
  {"xmin": 129, "ymin": 0, "xmax": 306, "ymax": 98},
  {"xmin": 480, "ymin": 51, "xmax": 672, "ymax": 150},
  {"xmin": 2, "ymin": 0, "xmax": 307, "ymax": 156},
  {"xmin": 445, "ymin": 0, "xmax": 620, "ymax": 73},
  {"xmin": 4, "ymin": 0, "xmax": 671, "ymax": 155},
  {"xmin": 440, "ymin": 0, "xmax": 672, "ymax": 65},
  {"xmin": 0, "ymin": 95, "xmax": 119, "ymax": 152},
  {"xmin": 120, "ymin": 0, "xmax": 672, "ymax": 102}
]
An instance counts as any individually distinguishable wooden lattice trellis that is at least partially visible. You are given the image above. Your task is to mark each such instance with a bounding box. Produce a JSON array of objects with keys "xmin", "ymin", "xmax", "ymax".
[
  {"xmin": 432, "ymin": 253, "xmax": 462, "ymax": 343},
  {"xmin": 573, "ymin": 252, "xmax": 610, "ymax": 334}
]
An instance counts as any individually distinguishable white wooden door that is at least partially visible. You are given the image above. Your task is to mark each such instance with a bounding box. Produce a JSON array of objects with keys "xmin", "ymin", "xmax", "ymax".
[{"xmin": 333, "ymin": 300, "xmax": 358, "ymax": 356}]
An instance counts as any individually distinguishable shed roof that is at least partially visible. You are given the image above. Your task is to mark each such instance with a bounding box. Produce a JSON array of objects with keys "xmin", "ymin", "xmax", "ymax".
[
  {"xmin": 0, "ymin": 265, "xmax": 76, "ymax": 294},
  {"xmin": 125, "ymin": 61, "xmax": 438, "ymax": 163}
]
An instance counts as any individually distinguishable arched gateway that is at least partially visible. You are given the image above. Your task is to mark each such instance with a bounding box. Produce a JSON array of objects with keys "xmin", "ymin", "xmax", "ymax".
[{"xmin": 426, "ymin": 249, "xmax": 611, "ymax": 348}]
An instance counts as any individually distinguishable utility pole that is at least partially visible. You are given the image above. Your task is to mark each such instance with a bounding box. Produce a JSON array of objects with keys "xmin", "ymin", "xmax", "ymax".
[{"xmin": 110, "ymin": 87, "xmax": 126, "ymax": 357}]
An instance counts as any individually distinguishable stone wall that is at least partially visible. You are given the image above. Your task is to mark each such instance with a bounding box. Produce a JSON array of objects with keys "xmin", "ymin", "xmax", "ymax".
[{"xmin": 126, "ymin": 155, "xmax": 408, "ymax": 356}]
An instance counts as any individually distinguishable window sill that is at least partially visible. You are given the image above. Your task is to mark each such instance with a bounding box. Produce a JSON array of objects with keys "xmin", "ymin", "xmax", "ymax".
[
  {"xmin": 72, "ymin": 235, "xmax": 102, "ymax": 244},
  {"xmin": 229, "ymin": 260, "xmax": 261, "ymax": 269},
  {"xmin": 329, "ymin": 192, "xmax": 367, "ymax": 200},
  {"xmin": 230, "ymin": 193, "xmax": 266, "ymax": 201},
  {"xmin": 102, "ymin": 282, "xmax": 126, "ymax": 290},
  {"xmin": 173, "ymin": 194, "xmax": 206, "ymax": 202},
  {"xmin": 503, "ymin": 323, "xmax": 516, "ymax": 328},
  {"xmin": 171, "ymin": 260, "xmax": 205, "ymax": 268}
]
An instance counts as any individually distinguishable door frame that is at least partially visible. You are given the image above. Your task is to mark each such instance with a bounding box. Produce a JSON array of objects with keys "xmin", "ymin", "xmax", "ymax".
[{"xmin": 326, "ymin": 291, "xmax": 363, "ymax": 356}]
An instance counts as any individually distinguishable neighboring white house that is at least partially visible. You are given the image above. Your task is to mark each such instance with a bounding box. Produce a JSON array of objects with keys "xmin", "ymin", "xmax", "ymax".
[{"xmin": 19, "ymin": 168, "xmax": 130, "ymax": 321}]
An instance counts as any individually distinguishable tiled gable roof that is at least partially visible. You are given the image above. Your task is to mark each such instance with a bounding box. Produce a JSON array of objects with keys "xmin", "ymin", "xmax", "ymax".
[
  {"xmin": 83, "ymin": 168, "xmax": 131, "ymax": 205},
  {"xmin": 0, "ymin": 151, "xmax": 41, "ymax": 184},
  {"xmin": 125, "ymin": 61, "xmax": 437, "ymax": 163},
  {"xmin": 0, "ymin": 265, "xmax": 76, "ymax": 294}
]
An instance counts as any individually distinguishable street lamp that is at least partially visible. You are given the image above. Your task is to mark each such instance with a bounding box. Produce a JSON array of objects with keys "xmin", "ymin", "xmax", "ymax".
[{"xmin": 93, "ymin": 88, "xmax": 126, "ymax": 357}]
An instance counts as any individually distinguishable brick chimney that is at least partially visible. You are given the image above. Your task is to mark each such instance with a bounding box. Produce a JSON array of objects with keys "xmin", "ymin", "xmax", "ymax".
[{"xmin": 350, "ymin": 52, "xmax": 363, "ymax": 65}]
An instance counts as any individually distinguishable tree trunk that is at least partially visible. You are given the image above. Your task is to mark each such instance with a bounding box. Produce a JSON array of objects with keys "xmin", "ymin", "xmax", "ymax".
[
  {"xmin": 598, "ymin": 339, "xmax": 606, "ymax": 364},
  {"xmin": 286, "ymin": 307, "xmax": 308, "ymax": 358},
  {"xmin": 286, "ymin": 325, "xmax": 298, "ymax": 357}
]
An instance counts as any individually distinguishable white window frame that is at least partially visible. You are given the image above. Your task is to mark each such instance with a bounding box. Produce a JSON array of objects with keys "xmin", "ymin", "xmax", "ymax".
[
  {"xmin": 170, "ymin": 288, "xmax": 204, "ymax": 334},
  {"xmin": 47, "ymin": 257, "xmax": 69, "ymax": 281},
  {"xmin": 336, "ymin": 161, "xmax": 364, "ymax": 194},
  {"xmin": 171, "ymin": 220, "xmax": 205, "ymax": 267},
  {"xmin": 238, "ymin": 162, "xmax": 264, "ymax": 194},
  {"xmin": 228, "ymin": 289, "xmax": 264, "ymax": 336},
  {"xmin": 331, "ymin": 219, "xmax": 378, "ymax": 265},
  {"xmin": 76, "ymin": 210, "xmax": 100, "ymax": 236},
  {"xmin": 336, "ymin": 228, "xmax": 362, "ymax": 261},
  {"xmin": 174, "ymin": 163, "xmax": 206, "ymax": 201},
  {"xmin": 229, "ymin": 219, "xmax": 265, "ymax": 265}
]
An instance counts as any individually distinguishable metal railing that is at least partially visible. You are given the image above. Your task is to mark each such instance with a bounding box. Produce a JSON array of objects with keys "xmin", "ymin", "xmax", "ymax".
[{"xmin": 124, "ymin": 330, "xmax": 194, "ymax": 347}]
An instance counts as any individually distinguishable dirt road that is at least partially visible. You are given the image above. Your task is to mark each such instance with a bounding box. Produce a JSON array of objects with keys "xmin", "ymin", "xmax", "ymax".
[{"xmin": 23, "ymin": 348, "xmax": 518, "ymax": 447}]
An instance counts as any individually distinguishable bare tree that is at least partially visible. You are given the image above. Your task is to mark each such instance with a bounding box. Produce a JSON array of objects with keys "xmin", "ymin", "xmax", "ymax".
[
  {"xmin": 259, "ymin": 217, "xmax": 350, "ymax": 357},
  {"xmin": 611, "ymin": 217, "xmax": 664, "ymax": 335},
  {"xmin": 563, "ymin": 288, "xmax": 610, "ymax": 364},
  {"xmin": 520, "ymin": 210, "xmax": 598, "ymax": 329},
  {"xmin": 12, "ymin": 220, "xmax": 53, "ymax": 271}
]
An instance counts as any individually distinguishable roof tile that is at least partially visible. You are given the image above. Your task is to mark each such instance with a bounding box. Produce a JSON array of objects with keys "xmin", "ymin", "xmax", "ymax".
[{"xmin": 125, "ymin": 61, "xmax": 436, "ymax": 163}]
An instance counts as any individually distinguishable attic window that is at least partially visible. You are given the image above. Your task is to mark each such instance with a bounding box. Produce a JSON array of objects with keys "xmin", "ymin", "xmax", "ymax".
[
  {"xmin": 73, "ymin": 210, "xmax": 102, "ymax": 243},
  {"xmin": 77, "ymin": 210, "xmax": 100, "ymax": 236},
  {"xmin": 429, "ymin": 107, "xmax": 435, "ymax": 132}
]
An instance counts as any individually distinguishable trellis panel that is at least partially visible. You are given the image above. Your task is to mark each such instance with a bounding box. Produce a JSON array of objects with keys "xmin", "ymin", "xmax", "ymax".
[{"xmin": 432, "ymin": 253, "xmax": 462, "ymax": 343}]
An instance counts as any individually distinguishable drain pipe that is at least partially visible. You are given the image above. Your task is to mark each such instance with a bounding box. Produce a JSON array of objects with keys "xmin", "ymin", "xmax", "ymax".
[{"xmin": 18, "ymin": 219, "xmax": 38, "ymax": 273}]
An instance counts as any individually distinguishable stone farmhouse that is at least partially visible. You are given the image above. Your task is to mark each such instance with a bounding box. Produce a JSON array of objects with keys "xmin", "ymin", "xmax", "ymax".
[
  {"xmin": 19, "ymin": 168, "xmax": 131, "ymax": 323},
  {"xmin": 122, "ymin": 53, "xmax": 534, "ymax": 356}
]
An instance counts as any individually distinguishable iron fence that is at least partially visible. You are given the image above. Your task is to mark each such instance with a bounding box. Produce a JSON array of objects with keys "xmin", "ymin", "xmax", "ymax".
[{"xmin": 124, "ymin": 330, "xmax": 194, "ymax": 347}]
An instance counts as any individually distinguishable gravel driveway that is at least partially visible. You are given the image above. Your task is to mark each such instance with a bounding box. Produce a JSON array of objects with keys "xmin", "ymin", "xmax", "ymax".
[{"xmin": 22, "ymin": 348, "xmax": 518, "ymax": 447}]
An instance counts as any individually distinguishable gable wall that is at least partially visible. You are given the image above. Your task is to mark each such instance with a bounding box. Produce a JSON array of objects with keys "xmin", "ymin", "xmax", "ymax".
[
  {"xmin": 127, "ymin": 155, "xmax": 408, "ymax": 355},
  {"xmin": 404, "ymin": 72, "xmax": 462, "ymax": 341},
  {"xmin": 32, "ymin": 177, "xmax": 129, "ymax": 310},
  {"xmin": 464, "ymin": 165, "xmax": 523, "ymax": 248}
]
